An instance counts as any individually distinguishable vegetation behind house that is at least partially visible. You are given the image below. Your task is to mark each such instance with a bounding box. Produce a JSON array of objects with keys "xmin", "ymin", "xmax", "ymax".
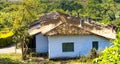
[{"xmin": 0, "ymin": 0, "xmax": 120, "ymax": 63}]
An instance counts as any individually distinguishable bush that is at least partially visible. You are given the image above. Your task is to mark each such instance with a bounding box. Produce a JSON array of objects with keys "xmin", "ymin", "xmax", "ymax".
[
  {"xmin": 93, "ymin": 30, "xmax": 120, "ymax": 64},
  {"xmin": 0, "ymin": 37, "xmax": 13, "ymax": 48},
  {"xmin": 87, "ymin": 48, "xmax": 100, "ymax": 59}
]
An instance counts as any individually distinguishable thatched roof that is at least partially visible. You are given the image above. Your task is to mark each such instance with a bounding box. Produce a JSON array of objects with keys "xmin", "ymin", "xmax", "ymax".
[{"xmin": 28, "ymin": 12, "xmax": 116, "ymax": 39}]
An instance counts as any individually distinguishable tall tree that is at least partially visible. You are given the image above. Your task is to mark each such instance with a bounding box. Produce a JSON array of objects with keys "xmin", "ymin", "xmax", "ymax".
[
  {"xmin": 57, "ymin": 0, "xmax": 83, "ymax": 17},
  {"xmin": 0, "ymin": 0, "xmax": 41, "ymax": 60}
]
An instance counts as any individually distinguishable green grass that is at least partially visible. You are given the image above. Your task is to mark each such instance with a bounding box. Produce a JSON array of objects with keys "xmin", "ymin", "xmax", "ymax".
[
  {"xmin": 0, "ymin": 53, "xmax": 92, "ymax": 64},
  {"xmin": 0, "ymin": 53, "xmax": 28, "ymax": 64},
  {"xmin": 0, "ymin": 53, "xmax": 22, "ymax": 60}
]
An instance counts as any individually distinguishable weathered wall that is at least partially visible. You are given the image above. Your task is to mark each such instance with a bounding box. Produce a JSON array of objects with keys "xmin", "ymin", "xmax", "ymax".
[
  {"xmin": 48, "ymin": 35, "xmax": 112, "ymax": 59},
  {"xmin": 36, "ymin": 34, "xmax": 48, "ymax": 53}
]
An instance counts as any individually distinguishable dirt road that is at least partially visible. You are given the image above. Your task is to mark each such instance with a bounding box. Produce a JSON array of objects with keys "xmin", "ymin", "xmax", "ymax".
[{"xmin": 0, "ymin": 45, "xmax": 21, "ymax": 54}]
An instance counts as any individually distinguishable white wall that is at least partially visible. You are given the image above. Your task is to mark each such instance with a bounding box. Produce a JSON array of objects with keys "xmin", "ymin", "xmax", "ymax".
[
  {"xmin": 36, "ymin": 34, "xmax": 48, "ymax": 53},
  {"xmin": 48, "ymin": 35, "xmax": 112, "ymax": 59}
]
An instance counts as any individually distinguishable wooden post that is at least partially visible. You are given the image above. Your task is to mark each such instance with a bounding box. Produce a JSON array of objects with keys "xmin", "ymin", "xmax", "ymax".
[
  {"xmin": 21, "ymin": 40, "xmax": 25, "ymax": 60},
  {"xmin": 15, "ymin": 43, "xmax": 17, "ymax": 54}
]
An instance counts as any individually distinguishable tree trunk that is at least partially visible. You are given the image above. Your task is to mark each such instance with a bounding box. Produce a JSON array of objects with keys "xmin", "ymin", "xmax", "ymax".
[
  {"xmin": 21, "ymin": 41, "xmax": 25, "ymax": 60},
  {"xmin": 76, "ymin": 10, "xmax": 80, "ymax": 18},
  {"xmin": 69, "ymin": 11, "xmax": 72, "ymax": 17},
  {"xmin": 21, "ymin": 37, "xmax": 28, "ymax": 60}
]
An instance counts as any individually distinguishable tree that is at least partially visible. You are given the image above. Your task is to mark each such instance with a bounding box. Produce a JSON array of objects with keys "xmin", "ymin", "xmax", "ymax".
[
  {"xmin": 0, "ymin": 0, "xmax": 41, "ymax": 60},
  {"xmin": 12, "ymin": 0, "xmax": 41, "ymax": 60},
  {"xmin": 72, "ymin": 1, "xmax": 83, "ymax": 17},
  {"xmin": 57, "ymin": 0, "xmax": 83, "ymax": 17}
]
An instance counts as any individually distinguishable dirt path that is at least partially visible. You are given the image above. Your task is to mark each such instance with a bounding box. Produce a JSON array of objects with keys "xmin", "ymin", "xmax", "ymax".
[{"xmin": 0, "ymin": 45, "xmax": 21, "ymax": 54}]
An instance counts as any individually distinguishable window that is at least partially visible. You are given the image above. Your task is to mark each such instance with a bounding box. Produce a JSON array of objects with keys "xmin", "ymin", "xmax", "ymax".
[
  {"xmin": 92, "ymin": 41, "xmax": 98, "ymax": 50},
  {"xmin": 62, "ymin": 42, "xmax": 74, "ymax": 52}
]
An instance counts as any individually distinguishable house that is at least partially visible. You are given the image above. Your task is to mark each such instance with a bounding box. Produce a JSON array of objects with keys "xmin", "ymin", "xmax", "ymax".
[{"xmin": 28, "ymin": 12, "xmax": 116, "ymax": 59}]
